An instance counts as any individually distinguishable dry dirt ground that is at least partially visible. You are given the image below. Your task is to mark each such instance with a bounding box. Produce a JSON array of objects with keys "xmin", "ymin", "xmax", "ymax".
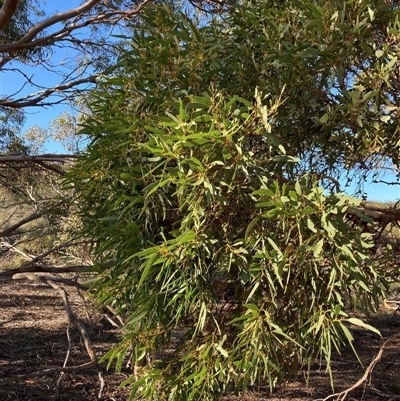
[{"xmin": 1, "ymin": 280, "xmax": 400, "ymax": 401}]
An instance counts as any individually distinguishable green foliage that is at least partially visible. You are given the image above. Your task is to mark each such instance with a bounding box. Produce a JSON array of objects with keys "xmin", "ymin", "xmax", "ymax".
[
  {"xmin": 0, "ymin": 107, "xmax": 27, "ymax": 154},
  {"xmin": 70, "ymin": 2, "xmax": 399, "ymax": 400}
]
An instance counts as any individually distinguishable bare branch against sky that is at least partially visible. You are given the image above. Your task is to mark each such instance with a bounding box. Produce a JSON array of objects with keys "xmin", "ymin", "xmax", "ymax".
[{"xmin": 0, "ymin": 0, "xmax": 151, "ymax": 108}]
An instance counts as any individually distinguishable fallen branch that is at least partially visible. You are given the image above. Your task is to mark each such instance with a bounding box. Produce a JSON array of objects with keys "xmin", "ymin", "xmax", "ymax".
[
  {"xmin": 105, "ymin": 304, "xmax": 125, "ymax": 328},
  {"xmin": 316, "ymin": 332, "xmax": 400, "ymax": 401},
  {"xmin": 346, "ymin": 202, "xmax": 400, "ymax": 224},
  {"xmin": 370, "ymin": 386, "xmax": 400, "ymax": 399},
  {"xmin": 1, "ymin": 241, "xmax": 36, "ymax": 260},
  {"xmin": 0, "ymin": 264, "xmax": 106, "ymax": 394},
  {"xmin": 36, "ymin": 160, "xmax": 67, "ymax": 175},
  {"xmin": 55, "ymin": 321, "xmax": 72, "ymax": 398},
  {"xmin": 0, "ymin": 360, "xmax": 98, "ymax": 385},
  {"xmin": 21, "ymin": 240, "xmax": 89, "ymax": 267},
  {"xmin": 0, "ymin": 154, "xmax": 77, "ymax": 164},
  {"xmin": 46, "ymin": 280, "xmax": 104, "ymax": 396},
  {"xmin": 98, "ymin": 368, "xmax": 106, "ymax": 399},
  {"xmin": 0, "ymin": 210, "xmax": 42, "ymax": 237},
  {"xmin": 0, "ymin": 264, "xmax": 87, "ymax": 278},
  {"xmin": 51, "ymin": 283, "xmax": 90, "ymax": 359},
  {"xmin": 0, "ymin": 272, "xmax": 87, "ymax": 289}
]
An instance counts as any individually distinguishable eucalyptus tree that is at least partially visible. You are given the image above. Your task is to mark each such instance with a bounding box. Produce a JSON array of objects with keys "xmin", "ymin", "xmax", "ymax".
[
  {"xmin": 0, "ymin": 0, "xmax": 232, "ymax": 230},
  {"xmin": 71, "ymin": 1, "xmax": 400, "ymax": 399},
  {"xmin": 0, "ymin": 0, "xmax": 154, "ymax": 266},
  {"xmin": 0, "ymin": 0, "xmax": 230, "ymax": 109}
]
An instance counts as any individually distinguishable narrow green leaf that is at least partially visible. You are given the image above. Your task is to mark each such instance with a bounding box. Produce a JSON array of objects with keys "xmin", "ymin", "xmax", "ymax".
[
  {"xmin": 347, "ymin": 318, "xmax": 381, "ymax": 336},
  {"xmin": 313, "ymin": 238, "xmax": 324, "ymax": 257}
]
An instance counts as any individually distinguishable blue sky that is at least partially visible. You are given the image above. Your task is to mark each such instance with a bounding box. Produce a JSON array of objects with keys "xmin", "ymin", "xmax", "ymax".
[
  {"xmin": 2, "ymin": 1, "xmax": 399, "ymax": 202},
  {"xmin": 1, "ymin": 0, "xmax": 104, "ymax": 152},
  {"xmin": 346, "ymin": 175, "xmax": 399, "ymax": 202}
]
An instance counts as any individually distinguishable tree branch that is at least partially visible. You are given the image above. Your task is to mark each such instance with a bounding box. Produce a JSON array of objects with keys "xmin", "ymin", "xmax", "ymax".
[
  {"xmin": 0, "ymin": 0, "xmax": 20, "ymax": 31},
  {"xmin": 0, "ymin": 154, "xmax": 77, "ymax": 164},
  {"xmin": 0, "ymin": 75, "xmax": 98, "ymax": 108},
  {"xmin": 2, "ymin": 272, "xmax": 87, "ymax": 289},
  {"xmin": 0, "ymin": 0, "xmax": 151, "ymax": 108},
  {"xmin": 0, "ymin": 360, "xmax": 98, "ymax": 386},
  {"xmin": 318, "ymin": 332, "xmax": 400, "ymax": 401},
  {"xmin": 46, "ymin": 279, "xmax": 98, "ymax": 368},
  {"xmin": 0, "ymin": 277, "xmax": 99, "ymax": 388},
  {"xmin": 21, "ymin": 240, "xmax": 89, "ymax": 267},
  {"xmin": 0, "ymin": 0, "xmax": 102, "ymax": 52},
  {"xmin": 0, "ymin": 210, "xmax": 42, "ymax": 238},
  {"xmin": 36, "ymin": 161, "xmax": 67, "ymax": 175},
  {"xmin": 0, "ymin": 0, "xmax": 151, "ymax": 56},
  {"xmin": 0, "ymin": 264, "xmax": 87, "ymax": 278}
]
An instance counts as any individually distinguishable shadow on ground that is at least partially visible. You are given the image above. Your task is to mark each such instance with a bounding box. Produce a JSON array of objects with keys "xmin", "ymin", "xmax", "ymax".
[
  {"xmin": 1, "ymin": 280, "xmax": 400, "ymax": 401},
  {"xmin": 0, "ymin": 280, "xmax": 129, "ymax": 401}
]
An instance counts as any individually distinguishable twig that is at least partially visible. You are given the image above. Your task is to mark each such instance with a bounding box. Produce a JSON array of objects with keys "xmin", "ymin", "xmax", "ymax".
[
  {"xmin": 0, "ymin": 361, "xmax": 98, "ymax": 386},
  {"xmin": 55, "ymin": 321, "xmax": 72, "ymax": 399},
  {"xmin": 316, "ymin": 332, "xmax": 400, "ymax": 401},
  {"xmin": 0, "ymin": 264, "xmax": 87, "ymax": 278},
  {"xmin": 98, "ymin": 368, "xmax": 106, "ymax": 399},
  {"xmin": 370, "ymin": 386, "xmax": 400, "ymax": 399},
  {"xmin": 1, "ymin": 241, "xmax": 36, "ymax": 260},
  {"xmin": 21, "ymin": 240, "xmax": 88, "ymax": 266},
  {"xmin": 103, "ymin": 313, "xmax": 122, "ymax": 329},
  {"xmin": 77, "ymin": 286, "xmax": 93, "ymax": 326},
  {"xmin": 105, "ymin": 305, "xmax": 125, "ymax": 327},
  {"xmin": 0, "ymin": 272, "xmax": 87, "ymax": 289}
]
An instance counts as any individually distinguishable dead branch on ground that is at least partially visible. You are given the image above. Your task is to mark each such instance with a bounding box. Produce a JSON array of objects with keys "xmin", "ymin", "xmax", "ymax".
[
  {"xmin": 0, "ymin": 264, "xmax": 87, "ymax": 277},
  {"xmin": 46, "ymin": 279, "xmax": 104, "ymax": 394},
  {"xmin": 0, "ymin": 360, "xmax": 98, "ymax": 386},
  {"xmin": 0, "ymin": 275, "xmax": 103, "ymax": 396},
  {"xmin": 20, "ymin": 240, "xmax": 90, "ymax": 267},
  {"xmin": 0, "ymin": 272, "xmax": 86, "ymax": 289},
  {"xmin": 0, "ymin": 210, "xmax": 42, "ymax": 238},
  {"xmin": 317, "ymin": 332, "xmax": 400, "ymax": 401},
  {"xmin": 55, "ymin": 321, "xmax": 72, "ymax": 398}
]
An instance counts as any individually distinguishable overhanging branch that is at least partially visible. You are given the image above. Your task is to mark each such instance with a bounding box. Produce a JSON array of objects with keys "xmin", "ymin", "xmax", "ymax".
[
  {"xmin": 0, "ymin": 0, "xmax": 20, "ymax": 31},
  {"xmin": 0, "ymin": 0, "xmax": 101, "ymax": 52},
  {"xmin": 0, "ymin": 75, "xmax": 98, "ymax": 108}
]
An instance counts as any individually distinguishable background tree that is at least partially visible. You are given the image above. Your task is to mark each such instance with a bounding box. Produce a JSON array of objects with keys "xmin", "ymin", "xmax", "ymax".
[
  {"xmin": 70, "ymin": 1, "xmax": 400, "ymax": 400},
  {"xmin": 0, "ymin": 107, "xmax": 26, "ymax": 153},
  {"xmin": 0, "ymin": 0, "xmax": 154, "ymax": 263}
]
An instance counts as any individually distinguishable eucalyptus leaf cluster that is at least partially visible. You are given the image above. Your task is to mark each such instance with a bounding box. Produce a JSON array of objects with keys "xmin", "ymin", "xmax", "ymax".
[{"xmin": 70, "ymin": 2, "xmax": 399, "ymax": 399}]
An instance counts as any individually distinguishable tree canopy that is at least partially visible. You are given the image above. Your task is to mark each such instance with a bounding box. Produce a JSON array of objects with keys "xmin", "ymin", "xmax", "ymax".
[{"xmin": 70, "ymin": 1, "xmax": 400, "ymax": 400}]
